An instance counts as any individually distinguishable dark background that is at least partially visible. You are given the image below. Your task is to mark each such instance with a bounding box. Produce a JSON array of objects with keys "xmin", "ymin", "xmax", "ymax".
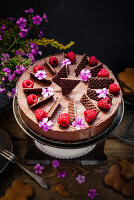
[{"xmin": 1, "ymin": 0, "xmax": 134, "ymax": 74}]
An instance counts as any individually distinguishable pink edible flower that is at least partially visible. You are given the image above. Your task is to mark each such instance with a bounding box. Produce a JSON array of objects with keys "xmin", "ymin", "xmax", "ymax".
[
  {"xmin": 76, "ymin": 174, "xmax": 85, "ymax": 184},
  {"xmin": 96, "ymin": 88, "xmax": 108, "ymax": 99},
  {"xmin": 41, "ymin": 86, "xmax": 53, "ymax": 98},
  {"xmin": 52, "ymin": 160, "xmax": 60, "ymax": 168},
  {"xmin": 79, "ymin": 69, "xmax": 92, "ymax": 82},
  {"xmin": 39, "ymin": 118, "xmax": 53, "ymax": 132},
  {"xmin": 61, "ymin": 58, "xmax": 71, "ymax": 67},
  {"xmin": 88, "ymin": 189, "xmax": 96, "ymax": 199},
  {"xmin": 35, "ymin": 70, "xmax": 46, "ymax": 80},
  {"xmin": 34, "ymin": 163, "xmax": 44, "ymax": 174},
  {"xmin": 72, "ymin": 117, "xmax": 86, "ymax": 130},
  {"xmin": 57, "ymin": 171, "xmax": 66, "ymax": 179}
]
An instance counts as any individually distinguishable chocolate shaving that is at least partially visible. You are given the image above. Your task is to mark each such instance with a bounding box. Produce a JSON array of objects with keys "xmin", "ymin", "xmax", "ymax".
[
  {"xmin": 52, "ymin": 65, "xmax": 68, "ymax": 87},
  {"xmin": 87, "ymin": 88, "xmax": 113, "ymax": 101},
  {"xmin": 75, "ymin": 53, "xmax": 88, "ymax": 76},
  {"xmin": 29, "ymin": 95, "xmax": 54, "ymax": 109},
  {"xmin": 88, "ymin": 77, "xmax": 114, "ymax": 89},
  {"xmin": 23, "ymin": 87, "xmax": 42, "ymax": 93},
  {"xmin": 45, "ymin": 61, "xmax": 56, "ymax": 75},
  {"xmin": 90, "ymin": 64, "xmax": 103, "ymax": 77},
  {"xmin": 80, "ymin": 94, "xmax": 99, "ymax": 113},
  {"xmin": 60, "ymin": 78, "xmax": 81, "ymax": 96},
  {"xmin": 68, "ymin": 99, "xmax": 76, "ymax": 123},
  {"xmin": 29, "ymin": 72, "xmax": 52, "ymax": 84},
  {"xmin": 47, "ymin": 96, "xmax": 62, "ymax": 118}
]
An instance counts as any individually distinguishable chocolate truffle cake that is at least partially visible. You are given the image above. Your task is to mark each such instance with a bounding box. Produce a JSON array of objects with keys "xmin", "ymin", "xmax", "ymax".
[{"xmin": 16, "ymin": 52, "xmax": 122, "ymax": 142}]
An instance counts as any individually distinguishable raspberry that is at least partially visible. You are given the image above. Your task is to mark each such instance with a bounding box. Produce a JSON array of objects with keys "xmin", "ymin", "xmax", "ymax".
[
  {"xmin": 84, "ymin": 109, "xmax": 97, "ymax": 123},
  {"xmin": 97, "ymin": 98, "xmax": 111, "ymax": 110},
  {"xmin": 66, "ymin": 52, "xmax": 76, "ymax": 64},
  {"xmin": 49, "ymin": 57, "xmax": 58, "ymax": 67},
  {"xmin": 98, "ymin": 68, "xmax": 109, "ymax": 77},
  {"xmin": 109, "ymin": 83, "xmax": 120, "ymax": 94},
  {"xmin": 33, "ymin": 65, "xmax": 43, "ymax": 73},
  {"xmin": 22, "ymin": 80, "xmax": 34, "ymax": 88},
  {"xmin": 27, "ymin": 94, "xmax": 38, "ymax": 105},
  {"xmin": 89, "ymin": 56, "xmax": 98, "ymax": 66},
  {"xmin": 57, "ymin": 113, "xmax": 70, "ymax": 127},
  {"xmin": 35, "ymin": 109, "xmax": 47, "ymax": 121}
]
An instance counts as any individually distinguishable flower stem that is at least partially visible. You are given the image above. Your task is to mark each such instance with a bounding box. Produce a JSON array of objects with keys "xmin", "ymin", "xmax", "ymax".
[{"xmin": 7, "ymin": 37, "xmax": 20, "ymax": 52}]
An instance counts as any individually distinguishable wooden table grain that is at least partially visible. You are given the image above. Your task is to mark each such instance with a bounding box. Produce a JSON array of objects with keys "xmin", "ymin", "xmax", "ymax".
[{"xmin": 0, "ymin": 107, "xmax": 134, "ymax": 200}]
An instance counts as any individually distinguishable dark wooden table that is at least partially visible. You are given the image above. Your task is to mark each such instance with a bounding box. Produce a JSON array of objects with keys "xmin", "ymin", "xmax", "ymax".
[{"xmin": 0, "ymin": 105, "xmax": 134, "ymax": 200}]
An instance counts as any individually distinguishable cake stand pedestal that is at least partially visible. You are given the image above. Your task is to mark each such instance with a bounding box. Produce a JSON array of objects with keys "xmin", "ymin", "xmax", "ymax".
[{"xmin": 13, "ymin": 96, "xmax": 124, "ymax": 165}]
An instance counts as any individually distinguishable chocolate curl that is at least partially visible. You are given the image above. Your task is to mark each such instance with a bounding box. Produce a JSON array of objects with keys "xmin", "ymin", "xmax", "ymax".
[
  {"xmin": 80, "ymin": 94, "xmax": 99, "ymax": 113},
  {"xmin": 52, "ymin": 65, "xmax": 68, "ymax": 87},
  {"xmin": 29, "ymin": 94, "xmax": 54, "ymax": 109},
  {"xmin": 47, "ymin": 96, "xmax": 62, "ymax": 118},
  {"xmin": 23, "ymin": 87, "xmax": 42, "ymax": 93},
  {"xmin": 90, "ymin": 64, "xmax": 103, "ymax": 77},
  {"xmin": 68, "ymin": 99, "xmax": 76, "ymax": 123},
  {"xmin": 29, "ymin": 72, "xmax": 52, "ymax": 84},
  {"xmin": 60, "ymin": 78, "xmax": 81, "ymax": 96},
  {"xmin": 88, "ymin": 77, "xmax": 114, "ymax": 89},
  {"xmin": 75, "ymin": 53, "xmax": 88, "ymax": 76}
]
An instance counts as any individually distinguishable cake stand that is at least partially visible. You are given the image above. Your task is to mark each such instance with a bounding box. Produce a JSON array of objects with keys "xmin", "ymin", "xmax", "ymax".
[{"xmin": 13, "ymin": 95, "xmax": 124, "ymax": 165}]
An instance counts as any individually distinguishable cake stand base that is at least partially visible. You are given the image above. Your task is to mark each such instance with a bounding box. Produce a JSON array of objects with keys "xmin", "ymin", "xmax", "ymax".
[{"xmin": 24, "ymin": 137, "xmax": 107, "ymax": 165}]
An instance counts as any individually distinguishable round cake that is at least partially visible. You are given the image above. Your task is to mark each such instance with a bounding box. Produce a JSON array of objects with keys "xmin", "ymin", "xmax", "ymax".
[{"xmin": 16, "ymin": 52, "xmax": 122, "ymax": 142}]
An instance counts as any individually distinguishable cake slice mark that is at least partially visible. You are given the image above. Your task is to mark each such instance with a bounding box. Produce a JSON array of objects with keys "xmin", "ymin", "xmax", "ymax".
[
  {"xmin": 45, "ymin": 60, "xmax": 56, "ymax": 75},
  {"xmin": 68, "ymin": 99, "xmax": 76, "ymax": 123},
  {"xmin": 88, "ymin": 77, "xmax": 114, "ymax": 89},
  {"xmin": 75, "ymin": 53, "xmax": 88, "ymax": 76},
  {"xmin": 80, "ymin": 94, "xmax": 99, "ymax": 113},
  {"xmin": 52, "ymin": 65, "xmax": 68, "ymax": 87},
  {"xmin": 87, "ymin": 88, "xmax": 113, "ymax": 101},
  {"xmin": 60, "ymin": 78, "xmax": 81, "ymax": 96},
  {"xmin": 29, "ymin": 72, "xmax": 52, "ymax": 84},
  {"xmin": 47, "ymin": 96, "xmax": 63, "ymax": 118},
  {"xmin": 23, "ymin": 87, "xmax": 42, "ymax": 93},
  {"xmin": 29, "ymin": 94, "xmax": 54, "ymax": 109},
  {"xmin": 90, "ymin": 64, "xmax": 103, "ymax": 77}
]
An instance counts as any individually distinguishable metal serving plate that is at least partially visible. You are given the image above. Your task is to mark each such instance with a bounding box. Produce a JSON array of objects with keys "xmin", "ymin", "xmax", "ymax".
[{"xmin": 13, "ymin": 95, "xmax": 124, "ymax": 148}]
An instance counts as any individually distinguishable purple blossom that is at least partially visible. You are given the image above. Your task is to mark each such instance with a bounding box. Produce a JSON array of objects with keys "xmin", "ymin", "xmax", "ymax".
[
  {"xmin": 61, "ymin": 58, "xmax": 71, "ymax": 67},
  {"xmin": 16, "ymin": 50, "xmax": 26, "ymax": 56},
  {"xmin": 30, "ymin": 42, "xmax": 37, "ymax": 49},
  {"xmin": 15, "ymin": 65, "xmax": 26, "ymax": 75},
  {"xmin": 8, "ymin": 73, "xmax": 15, "ymax": 82},
  {"xmin": 88, "ymin": 189, "xmax": 96, "ymax": 199},
  {"xmin": 1, "ymin": 25, "xmax": 6, "ymax": 34},
  {"xmin": 41, "ymin": 86, "xmax": 53, "ymax": 98},
  {"xmin": 34, "ymin": 163, "xmax": 44, "ymax": 174},
  {"xmin": 30, "ymin": 43, "xmax": 40, "ymax": 55},
  {"xmin": 27, "ymin": 52, "xmax": 36, "ymax": 62},
  {"xmin": 24, "ymin": 8, "xmax": 34, "ymax": 14},
  {"xmin": 2, "ymin": 77, "xmax": 5, "ymax": 82},
  {"xmin": 32, "ymin": 15, "xmax": 42, "ymax": 25},
  {"xmin": 2, "ymin": 67, "xmax": 11, "ymax": 76},
  {"xmin": 43, "ymin": 13, "xmax": 48, "ymax": 22},
  {"xmin": 52, "ymin": 160, "xmax": 60, "ymax": 168},
  {"xmin": 72, "ymin": 117, "xmax": 86, "ymax": 130},
  {"xmin": 0, "ymin": 35, "xmax": 2, "ymax": 40},
  {"xmin": 7, "ymin": 88, "xmax": 15, "ymax": 98},
  {"xmin": 19, "ymin": 28, "xmax": 28, "ymax": 38},
  {"xmin": 0, "ymin": 87, "xmax": 6, "ymax": 93},
  {"xmin": 76, "ymin": 174, "xmax": 85, "ymax": 184},
  {"xmin": 96, "ymin": 88, "xmax": 108, "ymax": 99},
  {"xmin": 58, "ymin": 171, "xmax": 66, "ymax": 179},
  {"xmin": 35, "ymin": 70, "xmax": 46, "ymax": 80},
  {"xmin": 7, "ymin": 17, "xmax": 15, "ymax": 21},
  {"xmin": 1, "ymin": 53, "xmax": 10, "ymax": 62},
  {"xmin": 39, "ymin": 118, "xmax": 53, "ymax": 132},
  {"xmin": 16, "ymin": 17, "xmax": 27, "ymax": 29},
  {"xmin": 79, "ymin": 69, "xmax": 92, "ymax": 82}
]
